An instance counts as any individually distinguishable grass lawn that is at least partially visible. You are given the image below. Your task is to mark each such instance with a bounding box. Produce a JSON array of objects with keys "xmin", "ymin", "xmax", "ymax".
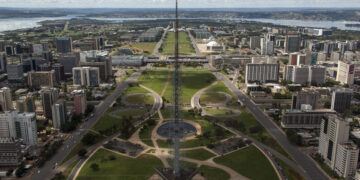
[
  {"xmin": 205, "ymin": 81, "xmax": 235, "ymax": 96},
  {"xmin": 124, "ymin": 85, "xmax": 149, "ymax": 94},
  {"xmin": 214, "ymin": 145, "xmax": 278, "ymax": 180},
  {"xmin": 198, "ymin": 165, "xmax": 230, "ymax": 180},
  {"xmin": 138, "ymin": 70, "xmax": 169, "ymax": 95},
  {"xmin": 157, "ymin": 139, "xmax": 170, "ymax": 148},
  {"xmin": 63, "ymin": 159, "xmax": 80, "ymax": 179},
  {"xmin": 121, "ymin": 42, "xmax": 157, "ymax": 55},
  {"xmin": 200, "ymin": 92, "xmax": 227, "ymax": 104},
  {"xmin": 139, "ymin": 124, "xmax": 156, "ymax": 147},
  {"xmin": 125, "ymin": 94, "xmax": 154, "ymax": 105},
  {"xmin": 275, "ymin": 158, "xmax": 304, "ymax": 180},
  {"xmin": 163, "ymin": 70, "xmax": 216, "ymax": 104},
  {"xmin": 77, "ymin": 148, "xmax": 164, "ymax": 180},
  {"xmin": 120, "ymin": 70, "xmax": 135, "ymax": 82},
  {"xmin": 160, "ymin": 32, "xmax": 195, "ymax": 55},
  {"xmin": 179, "ymin": 148, "xmax": 217, "ymax": 161},
  {"xmin": 203, "ymin": 108, "xmax": 235, "ymax": 116},
  {"xmin": 116, "ymin": 109, "xmax": 148, "ymax": 117},
  {"xmin": 228, "ymin": 108, "xmax": 292, "ymax": 161}
]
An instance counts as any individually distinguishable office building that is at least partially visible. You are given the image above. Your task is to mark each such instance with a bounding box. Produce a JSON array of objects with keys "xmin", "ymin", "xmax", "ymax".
[
  {"xmin": 292, "ymin": 90, "xmax": 320, "ymax": 110},
  {"xmin": 72, "ymin": 67, "xmax": 100, "ymax": 87},
  {"xmin": 337, "ymin": 61, "xmax": 355, "ymax": 85},
  {"xmin": 245, "ymin": 63, "xmax": 279, "ymax": 84},
  {"xmin": 309, "ymin": 66, "xmax": 327, "ymax": 85},
  {"xmin": 331, "ymin": 52, "xmax": 340, "ymax": 62},
  {"xmin": 289, "ymin": 53, "xmax": 298, "ymax": 65},
  {"xmin": 58, "ymin": 53, "xmax": 80, "ymax": 75},
  {"xmin": 334, "ymin": 142, "xmax": 359, "ymax": 179},
  {"xmin": 281, "ymin": 109, "xmax": 336, "ymax": 129},
  {"xmin": 297, "ymin": 54, "xmax": 306, "ymax": 66},
  {"xmin": 0, "ymin": 87, "xmax": 13, "ymax": 111},
  {"xmin": 27, "ymin": 70, "xmax": 56, "ymax": 88},
  {"xmin": 319, "ymin": 115, "xmax": 358, "ymax": 179},
  {"xmin": 52, "ymin": 63, "xmax": 65, "ymax": 82},
  {"xmin": 319, "ymin": 115, "xmax": 350, "ymax": 169},
  {"xmin": 260, "ymin": 37, "xmax": 274, "ymax": 55},
  {"xmin": 331, "ymin": 88, "xmax": 353, "ymax": 113},
  {"xmin": 285, "ymin": 35, "xmax": 300, "ymax": 53},
  {"xmin": 16, "ymin": 93, "xmax": 35, "ymax": 113},
  {"xmin": 0, "ymin": 54, "xmax": 6, "ymax": 73},
  {"xmin": 0, "ymin": 138, "xmax": 23, "ymax": 167},
  {"xmin": 7, "ymin": 64, "xmax": 24, "ymax": 82},
  {"xmin": 41, "ymin": 87, "xmax": 59, "ymax": 119},
  {"xmin": 250, "ymin": 36, "xmax": 261, "ymax": 50},
  {"xmin": 52, "ymin": 99, "xmax": 67, "ymax": 129},
  {"xmin": 56, "ymin": 37, "xmax": 72, "ymax": 53},
  {"xmin": 73, "ymin": 90, "xmax": 87, "ymax": 115},
  {"xmin": 139, "ymin": 28, "xmax": 164, "ymax": 42},
  {"xmin": 0, "ymin": 111, "xmax": 37, "ymax": 146},
  {"xmin": 292, "ymin": 66, "xmax": 309, "ymax": 86},
  {"xmin": 80, "ymin": 50, "xmax": 112, "ymax": 81}
]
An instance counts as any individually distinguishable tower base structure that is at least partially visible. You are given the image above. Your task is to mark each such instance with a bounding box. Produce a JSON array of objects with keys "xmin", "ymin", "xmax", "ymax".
[{"xmin": 155, "ymin": 168, "xmax": 198, "ymax": 180}]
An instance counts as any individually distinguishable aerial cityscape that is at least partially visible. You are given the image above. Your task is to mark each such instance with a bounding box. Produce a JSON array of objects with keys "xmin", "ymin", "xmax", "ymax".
[{"xmin": 1, "ymin": 0, "xmax": 360, "ymax": 180}]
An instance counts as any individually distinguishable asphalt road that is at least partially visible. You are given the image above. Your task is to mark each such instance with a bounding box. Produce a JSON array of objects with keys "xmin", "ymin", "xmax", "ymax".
[
  {"xmin": 187, "ymin": 29, "xmax": 201, "ymax": 56},
  {"xmin": 28, "ymin": 71, "xmax": 143, "ymax": 180},
  {"xmin": 212, "ymin": 69, "xmax": 328, "ymax": 180}
]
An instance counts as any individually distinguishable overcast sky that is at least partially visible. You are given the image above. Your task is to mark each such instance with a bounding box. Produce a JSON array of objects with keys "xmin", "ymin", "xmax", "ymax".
[{"xmin": 0, "ymin": 0, "xmax": 360, "ymax": 8}]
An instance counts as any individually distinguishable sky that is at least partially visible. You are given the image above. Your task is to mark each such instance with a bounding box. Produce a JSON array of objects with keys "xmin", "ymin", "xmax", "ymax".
[{"xmin": 0, "ymin": 0, "xmax": 360, "ymax": 8}]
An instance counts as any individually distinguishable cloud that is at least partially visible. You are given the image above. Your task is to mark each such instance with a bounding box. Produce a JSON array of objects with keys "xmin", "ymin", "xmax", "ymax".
[{"xmin": 0, "ymin": 0, "xmax": 359, "ymax": 8}]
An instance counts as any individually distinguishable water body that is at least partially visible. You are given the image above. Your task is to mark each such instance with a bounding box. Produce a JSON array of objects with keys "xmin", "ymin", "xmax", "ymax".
[
  {"xmin": 1, "ymin": 15, "xmax": 360, "ymax": 33},
  {"xmin": 241, "ymin": 18, "xmax": 360, "ymax": 31},
  {"xmin": 0, "ymin": 15, "xmax": 80, "ymax": 33}
]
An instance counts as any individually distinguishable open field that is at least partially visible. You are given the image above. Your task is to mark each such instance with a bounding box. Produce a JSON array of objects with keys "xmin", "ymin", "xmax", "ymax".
[
  {"xmin": 77, "ymin": 148, "xmax": 164, "ymax": 180},
  {"xmin": 276, "ymin": 158, "xmax": 304, "ymax": 180},
  {"xmin": 120, "ymin": 42, "xmax": 157, "ymax": 55},
  {"xmin": 139, "ymin": 123, "xmax": 156, "ymax": 147},
  {"xmin": 214, "ymin": 145, "xmax": 278, "ymax": 180},
  {"xmin": 125, "ymin": 94, "xmax": 154, "ymax": 105},
  {"xmin": 138, "ymin": 70, "xmax": 169, "ymax": 95},
  {"xmin": 200, "ymin": 92, "xmax": 227, "ymax": 104},
  {"xmin": 169, "ymin": 148, "xmax": 216, "ymax": 161},
  {"xmin": 163, "ymin": 70, "xmax": 216, "ymax": 104},
  {"xmin": 160, "ymin": 32, "xmax": 195, "ymax": 55},
  {"xmin": 203, "ymin": 108, "xmax": 235, "ymax": 116}
]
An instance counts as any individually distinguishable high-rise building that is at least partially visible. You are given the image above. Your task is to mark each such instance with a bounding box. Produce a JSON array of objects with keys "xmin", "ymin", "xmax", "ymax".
[
  {"xmin": 72, "ymin": 67, "xmax": 100, "ymax": 87},
  {"xmin": 288, "ymin": 53, "xmax": 298, "ymax": 65},
  {"xmin": 334, "ymin": 142, "xmax": 359, "ymax": 178},
  {"xmin": 260, "ymin": 37, "xmax": 274, "ymax": 55},
  {"xmin": 309, "ymin": 66, "xmax": 327, "ymax": 85},
  {"xmin": 73, "ymin": 90, "xmax": 87, "ymax": 115},
  {"xmin": 0, "ymin": 54, "xmax": 6, "ymax": 73},
  {"xmin": 56, "ymin": 37, "xmax": 72, "ymax": 53},
  {"xmin": 58, "ymin": 53, "xmax": 80, "ymax": 75},
  {"xmin": 331, "ymin": 52, "xmax": 340, "ymax": 62},
  {"xmin": 336, "ymin": 61, "xmax": 355, "ymax": 85},
  {"xmin": 296, "ymin": 54, "xmax": 306, "ymax": 66},
  {"xmin": 284, "ymin": 65, "xmax": 326, "ymax": 86},
  {"xmin": 0, "ymin": 137, "xmax": 23, "ymax": 167},
  {"xmin": 0, "ymin": 111, "xmax": 37, "ymax": 146},
  {"xmin": 7, "ymin": 64, "xmax": 24, "ymax": 82},
  {"xmin": 250, "ymin": 36, "xmax": 261, "ymax": 50},
  {"xmin": 319, "ymin": 115, "xmax": 350, "ymax": 169},
  {"xmin": 245, "ymin": 63, "xmax": 279, "ymax": 84},
  {"xmin": 41, "ymin": 87, "xmax": 59, "ymax": 119},
  {"xmin": 319, "ymin": 115, "xmax": 358, "ymax": 179},
  {"xmin": 331, "ymin": 88, "xmax": 353, "ymax": 113},
  {"xmin": 27, "ymin": 70, "xmax": 56, "ymax": 88},
  {"xmin": 285, "ymin": 35, "xmax": 300, "ymax": 53},
  {"xmin": 292, "ymin": 90, "xmax": 320, "ymax": 110},
  {"xmin": 52, "ymin": 99, "xmax": 67, "ymax": 129},
  {"xmin": 52, "ymin": 63, "xmax": 65, "ymax": 82},
  {"xmin": 0, "ymin": 87, "xmax": 13, "ymax": 111},
  {"xmin": 16, "ymin": 93, "xmax": 35, "ymax": 113}
]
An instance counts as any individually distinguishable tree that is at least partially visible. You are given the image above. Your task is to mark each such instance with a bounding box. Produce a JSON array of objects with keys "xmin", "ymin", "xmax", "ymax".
[
  {"xmin": 90, "ymin": 163, "xmax": 100, "ymax": 171},
  {"xmin": 324, "ymin": 101, "xmax": 331, "ymax": 109},
  {"xmin": 81, "ymin": 133, "xmax": 97, "ymax": 146},
  {"xmin": 286, "ymin": 130, "xmax": 302, "ymax": 146},
  {"xmin": 78, "ymin": 148, "xmax": 87, "ymax": 158},
  {"xmin": 52, "ymin": 172, "xmax": 65, "ymax": 180},
  {"xmin": 85, "ymin": 104, "xmax": 95, "ymax": 116},
  {"xmin": 15, "ymin": 164, "xmax": 26, "ymax": 177},
  {"xmin": 6, "ymin": 169, "xmax": 13, "ymax": 176}
]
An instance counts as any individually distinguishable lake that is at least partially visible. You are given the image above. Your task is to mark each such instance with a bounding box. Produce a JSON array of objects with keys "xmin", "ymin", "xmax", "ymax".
[{"xmin": 1, "ymin": 15, "xmax": 360, "ymax": 33}]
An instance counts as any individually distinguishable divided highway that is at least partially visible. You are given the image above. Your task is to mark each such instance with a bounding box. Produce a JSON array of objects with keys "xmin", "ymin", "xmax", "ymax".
[{"xmin": 212, "ymin": 70, "xmax": 328, "ymax": 180}]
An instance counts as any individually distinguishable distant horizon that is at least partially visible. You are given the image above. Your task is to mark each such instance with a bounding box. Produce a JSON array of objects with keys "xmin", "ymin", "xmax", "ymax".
[{"xmin": 0, "ymin": 0, "xmax": 359, "ymax": 9}]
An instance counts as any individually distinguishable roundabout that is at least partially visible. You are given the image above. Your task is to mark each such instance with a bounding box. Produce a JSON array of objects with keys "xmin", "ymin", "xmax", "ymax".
[{"xmin": 156, "ymin": 121, "xmax": 199, "ymax": 139}]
